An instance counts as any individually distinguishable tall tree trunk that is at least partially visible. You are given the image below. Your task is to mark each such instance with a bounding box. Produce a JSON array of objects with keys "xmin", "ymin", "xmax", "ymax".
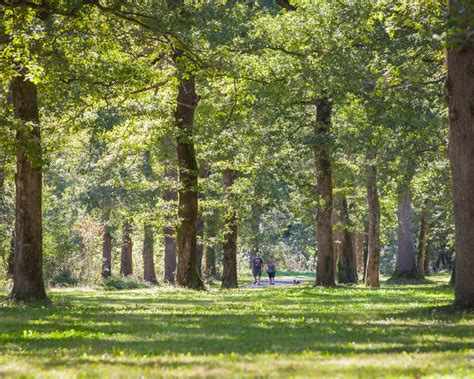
[
  {"xmin": 195, "ymin": 166, "xmax": 210, "ymax": 276},
  {"xmin": 334, "ymin": 195, "xmax": 358, "ymax": 284},
  {"xmin": 313, "ymin": 98, "xmax": 335, "ymax": 286},
  {"xmin": 393, "ymin": 181, "xmax": 418, "ymax": 278},
  {"xmin": 417, "ymin": 209, "xmax": 429, "ymax": 278},
  {"xmin": 362, "ymin": 222, "xmax": 369, "ymax": 281},
  {"xmin": 221, "ymin": 168, "xmax": 238, "ymax": 289},
  {"xmin": 204, "ymin": 211, "xmax": 217, "ymax": 278},
  {"xmin": 101, "ymin": 209, "xmax": 112, "ymax": 279},
  {"xmin": 446, "ymin": 0, "xmax": 474, "ymax": 309},
  {"xmin": 120, "ymin": 222, "xmax": 133, "ymax": 276},
  {"xmin": 142, "ymin": 151, "xmax": 157, "ymax": 283},
  {"xmin": 353, "ymin": 229, "xmax": 364, "ymax": 275},
  {"xmin": 143, "ymin": 223, "xmax": 157, "ymax": 283},
  {"xmin": 196, "ymin": 213, "xmax": 204, "ymax": 275},
  {"xmin": 365, "ymin": 150, "xmax": 381, "ymax": 287},
  {"xmin": 162, "ymin": 137, "xmax": 177, "ymax": 283},
  {"xmin": 9, "ymin": 72, "xmax": 47, "ymax": 301},
  {"xmin": 174, "ymin": 72, "xmax": 204, "ymax": 289}
]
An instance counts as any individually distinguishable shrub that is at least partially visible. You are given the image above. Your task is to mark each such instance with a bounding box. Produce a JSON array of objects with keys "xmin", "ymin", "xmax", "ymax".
[
  {"xmin": 50, "ymin": 269, "xmax": 79, "ymax": 287},
  {"xmin": 103, "ymin": 276, "xmax": 151, "ymax": 290}
]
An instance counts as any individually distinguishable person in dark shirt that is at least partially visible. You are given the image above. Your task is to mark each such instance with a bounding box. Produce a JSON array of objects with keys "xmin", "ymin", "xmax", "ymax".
[
  {"xmin": 267, "ymin": 255, "xmax": 277, "ymax": 285},
  {"xmin": 252, "ymin": 252, "xmax": 264, "ymax": 285}
]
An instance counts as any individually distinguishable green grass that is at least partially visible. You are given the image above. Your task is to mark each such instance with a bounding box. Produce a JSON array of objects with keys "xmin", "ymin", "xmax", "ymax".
[{"xmin": 0, "ymin": 275, "xmax": 473, "ymax": 378}]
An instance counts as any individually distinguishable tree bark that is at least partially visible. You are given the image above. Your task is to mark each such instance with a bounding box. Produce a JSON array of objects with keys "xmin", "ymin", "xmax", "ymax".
[
  {"xmin": 393, "ymin": 181, "xmax": 418, "ymax": 278},
  {"xmin": 334, "ymin": 195, "xmax": 358, "ymax": 284},
  {"xmin": 142, "ymin": 150, "xmax": 157, "ymax": 283},
  {"xmin": 446, "ymin": 0, "xmax": 474, "ymax": 309},
  {"xmin": 143, "ymin": 223, "xmax": 157, "ymax": 283},
  {"xmin": 362, "ymin": 222, "xmax": 369, "ymax": 280},
  {"xmin": 9, "ymin": 72, "xmax": 47, "ymax": 301},
  {"xmin": 120, "ymin": 222, "xmax": 133, "ymax": 276},
  {"xmin": 417, "ymin": 209, "xmax": 429, "ymax": 278},
  {"xmin": 204, "ymin": 211, "xmax": 217, "ymax": 278},
  {"xmin": 101, "ymin": 209, "xmax": 112, "ymax": 279},
  {"xmin": 174, "ymin": 73, "xmax": 204, "ymax": 289},
  {"xmin": 365, "ymin": 150, "xmax": 381, "ymax": 287},
  {"xmin": 221, "ymin": 168, "xmax": 238, "ymax": 289},
  {"xmin": 313, "ymin": 98, "xmax": 335, "ymax": 286},
  {"xmin": 353, "ymin": 229, "xmax": 364, "ymax": 275},
  {"xmin": 162, "ymin": 137, "xmax": 177, "ymax": 283}
]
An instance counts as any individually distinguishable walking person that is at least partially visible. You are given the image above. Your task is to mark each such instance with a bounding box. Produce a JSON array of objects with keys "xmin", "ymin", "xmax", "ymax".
[
  {"xmin": 252, "ymin": 252, "xmax": 264, "ymax": 285},
  {"xmin": 267, "ymin": 255, "xmax": 277, "ymax": 285}
]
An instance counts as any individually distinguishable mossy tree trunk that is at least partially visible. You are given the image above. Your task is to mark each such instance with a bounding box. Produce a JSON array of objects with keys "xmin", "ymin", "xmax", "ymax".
[
  {"xmin": 174, "ymin": 72, "xmax": 204, "ymax": 289},
  {"xmin": 313, "ymin": 98, "xmax": 335, "ymax": 286},
  {"xmin": 9, "ymin": 72, "xmax": 47, "ymax": 302}
]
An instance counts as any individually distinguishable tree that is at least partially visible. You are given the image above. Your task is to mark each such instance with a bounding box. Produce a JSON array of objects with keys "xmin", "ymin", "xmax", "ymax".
[
  {"xmin": 101, "ymin": 209, "xmax": 112, "ymax": 278},
  {"xmin": 392, "ymin": 180, "xmax": 418, "ymax": 279},
  {"xmin": 173, "ymin": 73, "xmax": 204, "ymax": 289},
  {"xmin": 120, "ymin": 222, "xmax": 133, "ymax": 277},
  {"xmin": 8, "ymin": 72, "xmax": 48, "ymax": 301},
  {"xmin": 365, "ymin": 150, "xmax": 381, "ymax": 287},
  {"xmin": 143, "ymin": 223, "xmax": 157, "ymax": 283},
  {"xmin": 142, "ymin": 151, "xmax": 157, "ymax": 283},
  {"xmin": 162, "ymin": 138, "xmax": 178, "ymax": 283},
  {"xmin": 445, "ymin": 0, "xmax": 474, "ymax": 308},
  {"xmin": 417, "ymin": 207, "xmax": 429, "ymax": 277},
  {"xmin": 221, "ymin": 168, "xmax": 238, "ymax": 289},
  {"xmin": 334, "ymin": 195, "xmax": 358, "ymax": 284},
  {"xmin": 204, "ymin": 211, "xmax": 218, "ymax": 279},
  {"xmin": 314, "ymin": 98, "xmax": 335, "ymax": 286},
  {"xmin": 196, "ymin": 213, "xmax": 205, "ymax": 275}
]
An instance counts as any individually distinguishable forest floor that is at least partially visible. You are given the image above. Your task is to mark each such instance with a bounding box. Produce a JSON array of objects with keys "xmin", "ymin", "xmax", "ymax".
[{"xmin": 0, "ymin": 275, "xmax": 473, "ymax": 378}]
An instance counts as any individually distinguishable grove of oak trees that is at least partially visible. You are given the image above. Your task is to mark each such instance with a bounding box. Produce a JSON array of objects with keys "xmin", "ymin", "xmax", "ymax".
[{"xmin": 0, "ymin": 0, "xmax": 472, "ymax": 309}]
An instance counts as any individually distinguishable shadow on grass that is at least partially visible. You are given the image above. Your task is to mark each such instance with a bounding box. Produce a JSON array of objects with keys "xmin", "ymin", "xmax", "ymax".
[{"xmin": 1, "ymin": 282, "xmax": 472, "ymax": 370}]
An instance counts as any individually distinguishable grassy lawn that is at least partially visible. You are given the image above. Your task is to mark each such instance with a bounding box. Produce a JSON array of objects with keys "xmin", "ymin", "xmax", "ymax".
[{"xmin": 1, "ymin": 275, "xmax": 473, "ymax": 378}]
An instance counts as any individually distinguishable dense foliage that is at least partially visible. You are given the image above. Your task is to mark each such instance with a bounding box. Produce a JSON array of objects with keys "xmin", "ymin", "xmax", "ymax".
[{"xmin": 0, "ymin": 0, "xmax": 453, "ymax": 287}]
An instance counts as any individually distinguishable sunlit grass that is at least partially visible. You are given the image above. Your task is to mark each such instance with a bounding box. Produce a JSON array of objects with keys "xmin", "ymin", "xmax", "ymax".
[{"xmin": 0, "ymin": 275, "xmax": 472, "ymax": 378}]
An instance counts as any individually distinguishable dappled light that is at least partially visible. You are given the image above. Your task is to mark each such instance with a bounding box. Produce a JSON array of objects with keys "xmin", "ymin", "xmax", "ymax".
[
  {"xmin": 1, "ymin": 277, "xmax": 473, "ymax": 376},
  {"xmin": 1, "ymin": 0, "xmax": 473, "ymax": 376}
]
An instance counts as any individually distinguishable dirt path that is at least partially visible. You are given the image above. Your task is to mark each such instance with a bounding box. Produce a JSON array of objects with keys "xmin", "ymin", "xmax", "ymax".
[{"xmin": 242, "ymin": 276, "xmax": 314, "ymax": 288}]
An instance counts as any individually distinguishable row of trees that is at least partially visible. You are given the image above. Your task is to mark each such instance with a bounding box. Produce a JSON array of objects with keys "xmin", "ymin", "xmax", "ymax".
[{"xmin": 0, "ymin": 0, "xmax": 472, "ymax": 308}]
